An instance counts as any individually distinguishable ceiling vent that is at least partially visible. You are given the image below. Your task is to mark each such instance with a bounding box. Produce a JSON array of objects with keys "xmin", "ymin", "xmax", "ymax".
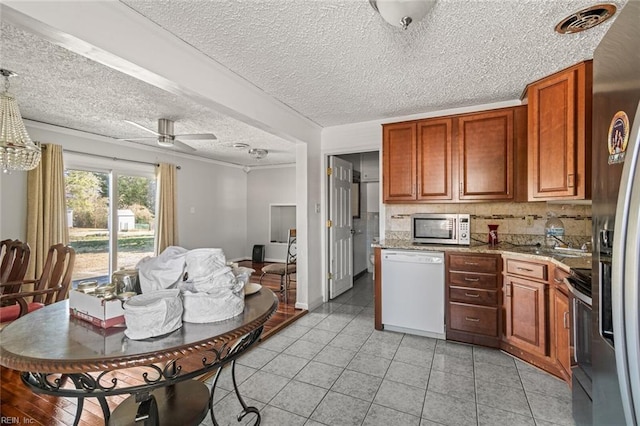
[{"xmin": 555, "ymin": 4, "xmax": 617, "ymax": 34}]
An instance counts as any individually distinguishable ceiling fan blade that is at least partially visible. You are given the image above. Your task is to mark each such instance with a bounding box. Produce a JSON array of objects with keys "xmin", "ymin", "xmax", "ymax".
[
  {"xmin": 173, "ymin": 139, "xmax": 197, "ymax": 152},
  {"xmin": 124, "ymin": 120, "xmax": 161, "ymax": 136},
  {"xmin": 175, "ymin": 133, "xmax": 217, "ymax": 141},
  {"xmin": 117, "ymin": 137, "xmax": 156, "ymax": 141}
]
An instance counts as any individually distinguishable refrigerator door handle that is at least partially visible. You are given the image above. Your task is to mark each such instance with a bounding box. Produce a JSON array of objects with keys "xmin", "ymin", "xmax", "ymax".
[{"xmin": 612, "ymin": 101, "xmax": 640, "ymax": 425}]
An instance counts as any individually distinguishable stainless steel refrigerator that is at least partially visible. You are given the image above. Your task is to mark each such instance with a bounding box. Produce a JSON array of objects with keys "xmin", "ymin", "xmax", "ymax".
[{"xmin": 592, "ymin": 2, "xmax": 640, "ymax": 425}]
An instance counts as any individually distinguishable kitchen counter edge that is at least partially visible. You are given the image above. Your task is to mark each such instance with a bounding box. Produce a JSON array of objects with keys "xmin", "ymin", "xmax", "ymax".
[{"xmin": 374, "ymin": 240, "xmax": 591, "ymax": 271}]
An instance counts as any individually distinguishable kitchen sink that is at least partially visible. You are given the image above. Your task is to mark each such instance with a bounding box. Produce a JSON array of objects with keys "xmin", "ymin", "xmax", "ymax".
[{"xmin": 552, "ymin": 247, "xmax": 591, "ymax": 258}]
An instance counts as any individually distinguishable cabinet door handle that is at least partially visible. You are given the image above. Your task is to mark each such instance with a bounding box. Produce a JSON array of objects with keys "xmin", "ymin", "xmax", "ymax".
[
  {"xmin": 464, "ymin": 262, "xmax": 479, "ymax": 266},
  {"xmin": 563, "ymin": 311, "xmax": 570, "ymax": 329},
  {"xmin": 505, "ymin": 285, "xmax": 511, "ymax": 297},
  {"xmin": 464, "ymin": 277, "xmax": 480, "ymax": 282},
  {"xmin": 517, "ymin": 267, "xmax": 534, "ymax": 272},
  {"xmin": 465, "ymin": 317, "xmax": 480, "ymax": 322},
  {"xmin": 464, "ymin": 292, "xmax": 480, "ymax": 298},
  {"xmin": 568, "ymin": 174, "xmax": 575, "ymax": 188}
]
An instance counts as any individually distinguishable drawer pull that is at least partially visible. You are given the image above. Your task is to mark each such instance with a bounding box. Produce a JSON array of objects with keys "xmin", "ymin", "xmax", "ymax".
[
  {"xmin": 464, "ymin": 292, "xmax": 480, "ymax": 298},
  {"xmin": 464, "ymin": 262, "xmax": 479, "ymax": 266},
  {"xmin": 517, "ymin": 267, "xmax": 534, "ymax": 272},
  {"xmin": 465, "ymin": 317, "xmax": 480, "ymax": 322},
  {"xmin": 464, "ymin": 277, "xmax": 480, "ymax": 282}
]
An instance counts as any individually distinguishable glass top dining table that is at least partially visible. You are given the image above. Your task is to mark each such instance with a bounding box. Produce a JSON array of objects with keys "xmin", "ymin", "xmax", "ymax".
[{"xmin": 0, "ymin": 288, "xmax": 278, "ymax": 426}]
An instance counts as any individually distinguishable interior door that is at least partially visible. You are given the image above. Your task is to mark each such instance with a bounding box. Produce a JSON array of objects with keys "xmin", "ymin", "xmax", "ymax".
[{"xmin": 328, "ymin": 156, "xmax": 353, "ymax": 299}]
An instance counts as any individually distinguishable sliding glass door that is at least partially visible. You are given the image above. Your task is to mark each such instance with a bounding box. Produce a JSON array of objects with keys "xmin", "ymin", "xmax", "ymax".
[{"xmin": 64, "ymin": 167, "xmax": 156, "ymax": 283}]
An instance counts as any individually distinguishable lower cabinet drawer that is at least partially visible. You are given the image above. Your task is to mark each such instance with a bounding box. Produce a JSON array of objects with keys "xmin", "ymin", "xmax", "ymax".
[
  {"xmin": 505, "ymin": 258, "xmax": 548, "ymax": 281},
  {"xmin": 449, "ymin": 287, "xmax": 498, "ymax": 305},
  {"xmin": 449, "ymin": 303, "xmax": 498, "ymax": 337},
  {"xmin": 449, "ymin": 254, "xmax": 499, "ymax": 273},
  {"xmin": 449, "ymin": 272, "xmax": 498, "ymax": 289}
]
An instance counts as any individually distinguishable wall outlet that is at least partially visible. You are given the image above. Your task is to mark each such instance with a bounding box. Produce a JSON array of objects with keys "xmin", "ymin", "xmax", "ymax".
[{"xmin": 525, "ymin": 216, "xmax": 534, "ymax": 227}]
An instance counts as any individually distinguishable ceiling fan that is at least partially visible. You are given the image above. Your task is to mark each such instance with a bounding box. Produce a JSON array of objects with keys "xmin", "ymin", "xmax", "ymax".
[{"xmin": 120, "ymin": 118, "xmax": 216, "ymax": 152}]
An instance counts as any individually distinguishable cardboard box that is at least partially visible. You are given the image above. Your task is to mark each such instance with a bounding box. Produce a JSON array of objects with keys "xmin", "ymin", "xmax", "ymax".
[{"xmin": 69, "ymin": 290, "xmax": 125, "ymax": 328}]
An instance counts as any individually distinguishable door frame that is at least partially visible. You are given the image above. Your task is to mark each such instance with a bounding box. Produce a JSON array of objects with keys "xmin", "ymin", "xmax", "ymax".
[{"xmin": 321, "ymin": 149, "xmax": 383, "ymax": 303}]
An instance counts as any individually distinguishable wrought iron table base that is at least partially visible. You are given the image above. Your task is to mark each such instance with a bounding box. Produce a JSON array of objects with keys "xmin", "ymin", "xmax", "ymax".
[{"xmin": 20, "ymin": 326, "xmax": 265, "ymax": 426}]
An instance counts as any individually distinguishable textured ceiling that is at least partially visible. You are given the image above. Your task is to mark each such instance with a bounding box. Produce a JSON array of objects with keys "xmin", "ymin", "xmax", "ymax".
[
  {"xmin": 122, "ymin": 0, "xmax": 627, "ymax": 125},
  {"xmin": 0, "ymin": 0, "xmax": 629, "ymax": 166},
  {"xmin": 0, "ymin": 21, "xmax": 297, "ymax": 167}
]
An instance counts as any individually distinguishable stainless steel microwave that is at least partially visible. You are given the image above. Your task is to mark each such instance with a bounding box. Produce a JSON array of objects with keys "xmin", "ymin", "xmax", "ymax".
[{"xmin": 411, "ymin": 213, "xmax": 471, "ymax": 245}]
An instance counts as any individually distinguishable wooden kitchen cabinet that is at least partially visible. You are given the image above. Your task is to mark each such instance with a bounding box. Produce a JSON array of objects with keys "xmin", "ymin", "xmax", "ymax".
[
  {"xmin": 458, "ymin": 109, "xmax": 514, "ymax": 200},
  {"xmin": 383, "ymin": 106, "xmax": 526, "ymax": 203},
  {"xmin": 446, "ymin": 253, "xmax": 502, "ymax": 348},
  {"xmin": 417, "ymin": 118, "xmax": 453, "ymax": 201},
  {"xmin": 503, "ymin": 257, "xmax": 549, "ymax": 356},
  {"xmin": 552, "ymin": 266, "xmax": 572, "ymax": 382},
  {"xmin": 554, "ymin": 287, "xmax": 571, "ymax": 379},
  {"xmin": 382, "ymin": 122, "xmax": 416, "ymax": 201},
  {"xmin": 526, "ymin": 61, "xmax": 592, "ymax": 201},
  {"xmin": 503, "ymin": 274, "xmax": 548, "ymax": 356},
  {"xmin": 501, "ymin": 255, "xmax": 569, "ymax": 382}
]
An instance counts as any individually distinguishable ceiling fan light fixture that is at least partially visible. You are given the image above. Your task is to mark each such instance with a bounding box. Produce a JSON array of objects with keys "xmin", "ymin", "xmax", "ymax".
[
  {"xmin": 157, "ymin": 135, "xmax": 174, "ymax": 148},
  {"xmin": 248, "ymin": 148, "xmax": 268, "ymax": 160},
  {"xmin": 0, "ymin": 69, "xmax": 41, "ymax": 174},
  {"xmin": 369, "ymin": 0, "xmax": 436, "ymax": 30}
]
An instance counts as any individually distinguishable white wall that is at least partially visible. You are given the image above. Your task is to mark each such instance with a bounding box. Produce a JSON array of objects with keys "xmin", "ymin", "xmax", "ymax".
[
  {"xmin": 0, "ymin": 122, "xmax": 248, "ymax": 260},
  {"xmin": 0, "ymin": 171, "xmax": 28, "ymax": 241},
  {"xmin": 246, "ymin": 166, "xmax": 296, "ymax": 261}
]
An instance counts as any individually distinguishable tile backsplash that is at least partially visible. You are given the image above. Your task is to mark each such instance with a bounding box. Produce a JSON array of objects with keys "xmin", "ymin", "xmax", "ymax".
[{"xmin": 385, "ymin": 202, "xmax": 592, "ymax": 247}]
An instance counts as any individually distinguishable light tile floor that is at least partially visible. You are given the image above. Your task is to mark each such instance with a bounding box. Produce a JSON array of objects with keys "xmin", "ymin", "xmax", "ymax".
[{"xmin": 201, "ymin": 274, "xmax": 575, "ymax": 426}]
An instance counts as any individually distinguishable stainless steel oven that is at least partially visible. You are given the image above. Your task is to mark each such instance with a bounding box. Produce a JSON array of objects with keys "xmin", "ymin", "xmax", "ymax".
[{"xmin": 565, "ymin": 268, "xmax": 592, "ymax": 426}]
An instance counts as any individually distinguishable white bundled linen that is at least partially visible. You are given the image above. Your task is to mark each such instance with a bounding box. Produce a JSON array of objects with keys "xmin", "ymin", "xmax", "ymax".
[
  {"xmin": 179, "ymin": 249, "xmax": 251, "ymax": 323},
  {"xmin": 123, "ymin": 289, "xmax": 183, "ymax": 339},
  {"xmin": 136, "ymin": 246, "xmax": 187, "ymax": 293}
]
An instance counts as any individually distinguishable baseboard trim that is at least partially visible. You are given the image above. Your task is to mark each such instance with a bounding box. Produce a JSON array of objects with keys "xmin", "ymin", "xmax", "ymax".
[{"xmin": 353, "ymin": 269, "xmax": 368, "ymax": 280}]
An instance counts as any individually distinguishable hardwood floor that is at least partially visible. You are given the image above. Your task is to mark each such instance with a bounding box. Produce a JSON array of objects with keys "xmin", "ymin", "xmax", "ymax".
[{"xmin": 0, "ymin": 262, "xmax": 306, "ymax": 425}]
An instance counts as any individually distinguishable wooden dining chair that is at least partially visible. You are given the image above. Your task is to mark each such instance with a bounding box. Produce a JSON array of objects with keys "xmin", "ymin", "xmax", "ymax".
[
  {"xmin": 260, "ymin": 229, "xmax": 296, "ymax": 298},
  {"xmin": 0, "ymin": 243, "xmax": 75, "ymax": 324},
  {"xmin": 0, "ymin": 239, "xmax": 31, "ymax": 298}
]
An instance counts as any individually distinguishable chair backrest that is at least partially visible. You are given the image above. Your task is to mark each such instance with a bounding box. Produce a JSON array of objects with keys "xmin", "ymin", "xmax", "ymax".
[
  {"xmin": 286, "ymin": 229, "xmax": 297, "ymax": 268},
  {"xmin": 0, "ymin": 239, "xmax": 31, "ymax": 287},
  {"xmin": 34, "ymin": 244, "xmax": 75, "ymax": 304}
]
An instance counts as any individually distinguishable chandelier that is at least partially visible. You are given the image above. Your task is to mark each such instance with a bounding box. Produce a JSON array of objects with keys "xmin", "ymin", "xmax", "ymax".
[{"xmin": 0, "ymin": 69, "xmax": 41, "ymax": 174}]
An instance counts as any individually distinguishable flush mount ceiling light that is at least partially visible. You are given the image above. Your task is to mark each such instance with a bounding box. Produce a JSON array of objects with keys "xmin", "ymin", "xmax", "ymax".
[
  {"xmin": 369, "ymin": 0, "xmax": 436, "ymax": 30},
  {"xmin": 248, "ymin": 148, "xmax": 268, "ymax": 160},
  {"xmin": 555, "ymin": 4, "xmax": 617, "ymax": 34},
  {"xmin": 0, "ymin": 68, "xmax": 41, "ymax": 173}
]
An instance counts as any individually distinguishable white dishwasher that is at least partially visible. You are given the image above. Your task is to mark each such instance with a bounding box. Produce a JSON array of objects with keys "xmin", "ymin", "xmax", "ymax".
[{"xmin": 381, "ymin": 250, "xmax": 445, "ymax": 339}]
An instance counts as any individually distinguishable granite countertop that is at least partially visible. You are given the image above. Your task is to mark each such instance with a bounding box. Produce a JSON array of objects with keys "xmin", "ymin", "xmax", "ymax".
[{"xmin": 375, "ymin": 239, "xmax": 592, "ymax": 271}]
